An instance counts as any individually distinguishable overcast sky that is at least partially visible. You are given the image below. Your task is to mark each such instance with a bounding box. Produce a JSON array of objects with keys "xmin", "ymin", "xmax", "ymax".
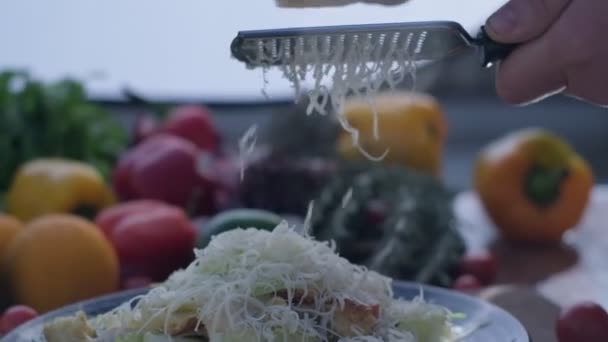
[{"xmin": 0, "ymin": 0, "xmax": 505, "ymax": 102}]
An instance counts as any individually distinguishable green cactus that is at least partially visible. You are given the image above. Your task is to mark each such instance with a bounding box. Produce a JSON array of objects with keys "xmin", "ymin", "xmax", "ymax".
[{"xmin": 310, "ymin": 163, "xmax": 465, "ymax": 287}]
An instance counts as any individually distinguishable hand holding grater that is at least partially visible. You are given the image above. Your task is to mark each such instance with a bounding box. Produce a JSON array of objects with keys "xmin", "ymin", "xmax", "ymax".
[{"xmin": 230, "ymin": 21, "xmax": 518, "ymax": 70}]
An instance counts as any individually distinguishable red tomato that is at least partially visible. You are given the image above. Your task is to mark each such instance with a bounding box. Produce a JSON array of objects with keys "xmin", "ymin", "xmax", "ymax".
[
  {"xmin": 130, "ymin": 135, "xmax": 210, "ymax": 209},
  {"xmin": 112, "ymin": 155, "xmax": 137, "ymax": 201},
  {"xmin": 112, "ymin": 137, "xmax": 161, "ymax": 201},
  {"xmin": 113, "ymin": 134, "xmax": 188, "ymax": 201},
  {"xmin": 0, "ymin": 305, "xmax": 38, "ymax": 334},
  {"xmin": 95, "ymin": 200, "xmax": 168, "ymax": 236},
  {"xmin": 123, "ymin": 276, "xmax": 153, "ymax": 290},
  {"xmin": 459, "ymin": 252, "xmax": 497, "ymax": 285},
  {"xmin": 556, "ymin": 301, "xmax": 608, "ymax": 342},
  {"xmin": 160, "ymin": 105, "xmax": 219, "ymax": 153},
  {"xmin": 110, "ymin": 206, "xmax": 197, "ymax": 281},
  {"xmin": 113, "ymin": 134, "xmax": 220, "ymax": 215},
  {"xmin": 453, "ymin": 274, "xmax": 482, "ymax": 292}
]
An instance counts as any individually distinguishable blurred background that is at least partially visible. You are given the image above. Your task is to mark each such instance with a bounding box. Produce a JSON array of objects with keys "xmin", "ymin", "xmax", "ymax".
[
  {"xmin": 2, "ymin": 0, "xmax": 605, "ymax": 190},
  {"xmin": 1, "ymin": 1, "xmax": 608, "ymax": 338}
]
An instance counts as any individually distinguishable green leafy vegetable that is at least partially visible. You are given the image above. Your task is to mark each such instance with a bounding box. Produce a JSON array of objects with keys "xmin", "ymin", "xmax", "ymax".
[{"xmin": 0, "ymin": 70, "xmax": 128, "ymax": 190}]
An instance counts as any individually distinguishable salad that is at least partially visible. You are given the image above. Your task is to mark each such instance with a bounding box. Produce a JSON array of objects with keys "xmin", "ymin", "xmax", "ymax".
[{"xmin": 42, "ymin": 223, "xmax": 463, "ymax": 341}]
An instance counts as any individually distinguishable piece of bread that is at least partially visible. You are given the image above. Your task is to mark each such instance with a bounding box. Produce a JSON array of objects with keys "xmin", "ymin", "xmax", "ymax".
[
  {"xmin": 43, "ymin": 311, "xmax": 96, "ymax": 342},
  {"xmin": 276, "ymin": 0, "xmax": 407, "ymax": 8}
]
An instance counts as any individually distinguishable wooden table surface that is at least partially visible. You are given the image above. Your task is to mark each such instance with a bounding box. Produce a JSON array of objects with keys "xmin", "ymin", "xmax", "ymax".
[{"xmin": 454, "ymin": 185, "xmax": 608, "ymax": 342}]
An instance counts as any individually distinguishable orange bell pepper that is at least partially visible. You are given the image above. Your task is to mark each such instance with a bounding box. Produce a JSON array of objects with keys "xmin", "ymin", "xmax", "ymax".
[{"xmin": 474, "ymin": 128, "xmax": 594, "ymax": 243}]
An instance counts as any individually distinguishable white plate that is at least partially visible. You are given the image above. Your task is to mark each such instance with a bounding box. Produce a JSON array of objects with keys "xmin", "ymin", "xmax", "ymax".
[{"xmin": 4, "ymin": 281, "xmax": 528, "ymax": 341}]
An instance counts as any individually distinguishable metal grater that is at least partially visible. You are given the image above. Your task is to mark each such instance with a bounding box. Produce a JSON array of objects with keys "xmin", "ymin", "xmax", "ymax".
[{"xmin": 230, "ymin": 21, "xmax": 517, "ymax": 69}]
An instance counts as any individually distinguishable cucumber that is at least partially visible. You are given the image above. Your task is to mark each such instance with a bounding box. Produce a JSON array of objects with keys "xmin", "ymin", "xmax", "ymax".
[{"xmin": 196, "ymin": 209, "xmax": 283, "ymax": 249}]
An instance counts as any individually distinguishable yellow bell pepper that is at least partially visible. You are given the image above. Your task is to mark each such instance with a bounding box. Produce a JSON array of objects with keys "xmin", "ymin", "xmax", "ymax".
[
  {"xmin": 336, "ymin": 91, "xmax": 447, "ymax": 177},
  {"xmin": 6, "ymin": 159, "xmax": 115, "ymax": 222}
]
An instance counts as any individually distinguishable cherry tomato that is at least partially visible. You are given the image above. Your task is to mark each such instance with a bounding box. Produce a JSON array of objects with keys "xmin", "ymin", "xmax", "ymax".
[
  {"xmin": 556, "ymin": 301, "xmax": 608, "ymax": 342},
  {"xmin": 453, "ymin": 274, "xmax": 482, "ymax": 292},
  {"xmin": 0, "ymin": 305, "xmax": 38, "ymax": 334},
  {"xmin": 459, "ymin": 252, "xmax": 497, "ymax": 285}
]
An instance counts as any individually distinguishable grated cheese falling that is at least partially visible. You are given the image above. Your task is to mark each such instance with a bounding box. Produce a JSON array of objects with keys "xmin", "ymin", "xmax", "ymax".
[
  {"xmin": 238, "ymin": 124, "xmax": 259, "ymax": 181},
  {"xmin": 246, "ymin": 31, "xmax": 420, "ymax": 162},
  {"xmin": 303, "ymin": 200, "xmax": 315, "ymax": 236},
  {"xmin": 261, "ymin": 66, "xmax": 271, "ymax": 100},
  {"xmin": 341, "ymin": 187, "xmax": 353, "ymax": 209}
]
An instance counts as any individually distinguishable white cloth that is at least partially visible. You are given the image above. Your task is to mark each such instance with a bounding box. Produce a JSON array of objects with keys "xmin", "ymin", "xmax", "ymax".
[{"xmin": 454, "ymin": 186, "xmax": 608, "ymax": 310}]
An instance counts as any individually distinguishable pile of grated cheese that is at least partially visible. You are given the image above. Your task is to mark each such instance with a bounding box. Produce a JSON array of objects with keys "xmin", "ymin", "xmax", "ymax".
[{"xmin": 86, "ymin": 223, "xmax": 459, "ymax": 342}]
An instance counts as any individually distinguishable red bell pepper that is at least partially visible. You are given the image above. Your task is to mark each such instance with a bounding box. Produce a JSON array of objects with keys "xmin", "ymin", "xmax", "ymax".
[
  {"xmin": 95, "ymin": 199, "xmax": 167, "ymax": 235},
  {"xmin": 95, "ymin": 201, "xmax": 197, "ymax": 281},
  {"xmin": 112, "ymin": 134, "xmax": 219, "ymax": 215}
]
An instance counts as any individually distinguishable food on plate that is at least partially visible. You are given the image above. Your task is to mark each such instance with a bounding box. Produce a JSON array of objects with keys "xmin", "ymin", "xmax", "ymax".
[
  {"xmin": 336, "ymin": 92, "xmax": 447, "ymax": 177},
  {"xmin": 42, "ymin": 224, "xmax": 463, "ymax": 341},
  {"xmin": 6, "ymin": 159, "xmax": 115, "ymax": 222},
  {"xmin": 0, "ymin": 71, "xmax": 128, "ymax": 190},
  {"xmin": 311, "ymin": 164, "xmax": 465, "ymax": 287},
  {"xmin": 112, "ymin": 134, "xmax": 220, "ymax": 215},
  {"xmin": 0, "ymin": 305, "xmax": 38, "ymax": 335},
  {"xmin": 95, "ymin": 201, "xmax": 197, "ymax": 282},
  {"xmin": 1, "ymin": 214, "xmax": 119, "ymax": 313},
  {"xmin": 275, "ymin": 0, "xmax": 407, "ymax": 8},
  {"xmin": 196, "ymin": 208, "xmax": 283, "ymax": 249},
  {"xmin": 555, "ymin": 301, "xmax": 608, "ymax": 342},
  {"xmin": 474, "ymin": 128, "xmax": 593, "ymax": 243}
]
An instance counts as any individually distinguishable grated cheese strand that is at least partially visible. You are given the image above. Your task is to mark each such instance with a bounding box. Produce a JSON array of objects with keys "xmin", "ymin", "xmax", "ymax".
[
  {"xmin": 303, "ymin": 201, "xmax": 315, "ymax": 237},
  {"xmin": 238, "ymin": 124, "xmax": 259, "ymax": 181},
  {"xmin": 245, "ymin": 32, "xmax": 419, "ymax": 163},
  {"xmin": 341, "ymin": 188, "xmax": 353, "ymax": 209}
]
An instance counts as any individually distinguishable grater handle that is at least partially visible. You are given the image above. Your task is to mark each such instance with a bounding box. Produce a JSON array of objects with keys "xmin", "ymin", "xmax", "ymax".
[{"xmin": 476, "ymin": 26, "xmax": 519, "ymax": 68}]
